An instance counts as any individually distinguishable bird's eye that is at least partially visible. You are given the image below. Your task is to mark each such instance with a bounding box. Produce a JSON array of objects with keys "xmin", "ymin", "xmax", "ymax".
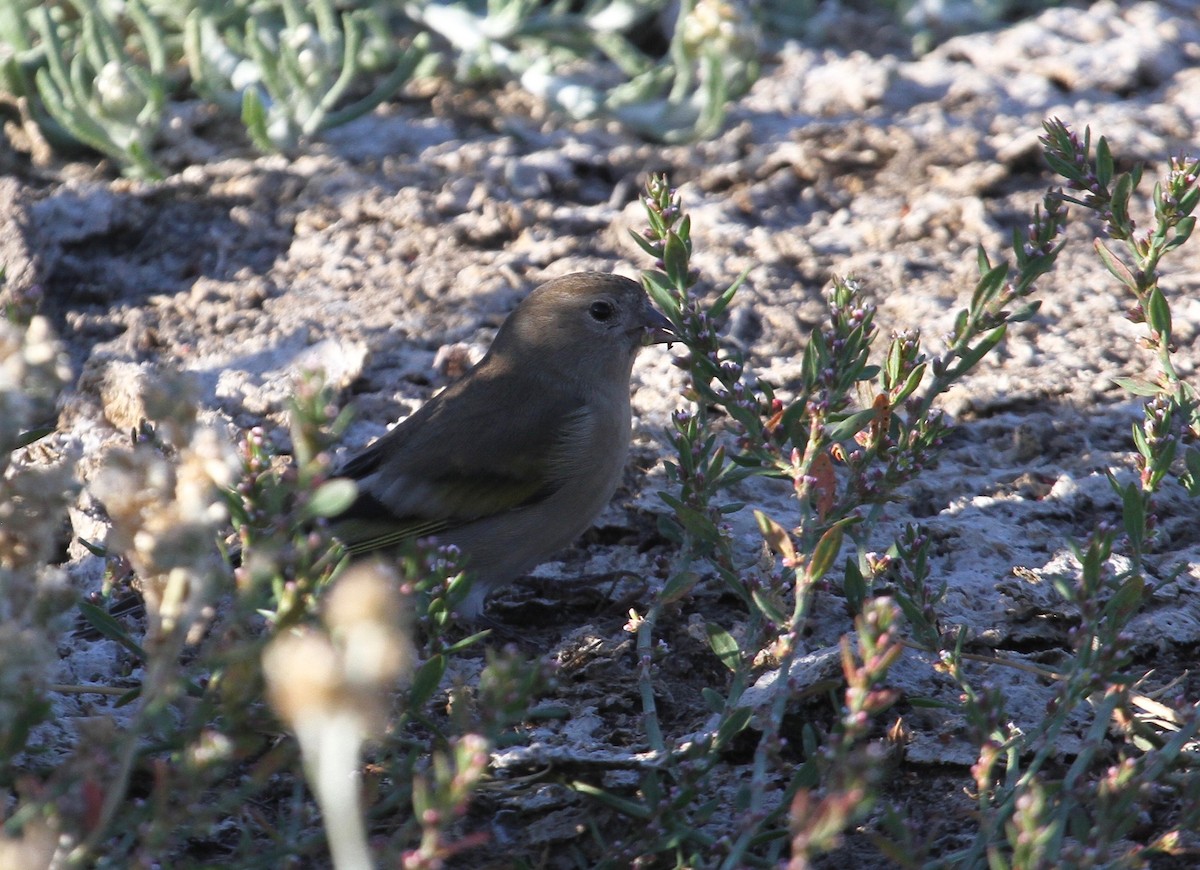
[{"xmin": 589, "ymin": 300, "xmax": 615, "ymax": 322}]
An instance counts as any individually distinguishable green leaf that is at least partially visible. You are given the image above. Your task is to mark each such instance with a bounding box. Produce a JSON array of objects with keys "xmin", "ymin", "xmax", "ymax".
[
  {"xmin": 663, "ymin": 231, "xmax": 690, "ymax": 289},
  {"xmin": 1111, "ymin": 376, "xmax": 1162, "ymax": 397},
  {"xmin": 1182, "ymin": 446, "xmax": 1200, "ymax": 496},
  {"xmin": 318, "ymin": 31, "xmax": 429, "ymax": 134},
  {"xmin": 1022, "ymin": 249, "xmax": 1062, "ymax": 282},
  {"xmin": 842, "ymin": 556, "xmax": 866, "ymax": 613},
  {"xmin": 702, "ymin": 687, "xmax": 725, "ymax": 713},
  {"xmin": 1096, "ymin": 136, "xmax": 1114, "ymax": 187},
  {"xmin": 628, "ymin": 229, "xmax": 662, "ymax": 258},
  {"xmin": 113, "ymin": 687, "xmax": 143, "ymax": 707},
  {"xmin": 709, "ymin": 266, "xmax": 750, "ymax": 320},
  {"xmin": 733, "ymin": 783, "xmax": 752, "ymax": 813},
  {"xmin": 301, "ymin": 478, "xmax": 358, "ymax": 520},
  {"xmin": 715, "ymin": 706, "xmax": 752, "ymax": 748},
  {"xmin": 779, "ymin": 400, "xmax": 811, "ymax": 445},
  {"xmin": 1145, "ymin": 286, "xmax": 1172, "ymax": 340},
  {"xmin": 893, "ymin": 592, "xmax": 927, "ymax": 632},
  {"xmin": 1092, "ymin": 239, "xmax": 1136, "ymax": 289},
  {"xmin": 823, "ymin": 407, "xmax": 878, "ymax": 443},
  {"xmin": 1166, "ymin": 215, "xmax": 1196, "ymax": 251},
  {"xmin": 670, "ymin": 501, "xmax": 718, "ymax": 540},
  {"xmin": 705, "ymin": 623, "xmax": 742, "ymax": 672},
  {"xmin": 1008, "ymin": 300, "xmax": 1042, "ymax": 323},
  {"xmin": 1042, "ymin": 151, "xmax": 1079, "ymax": 179},
  {"xmin": 808, "ymin": 524, "xmax": 843, "ymax": 582},
  {"xmin": 443, "ymin": 629, "xmax": 490, "ymax": 655},
  {"xmin": 77, "ymin": 537, "xmax": 108, "ymax": 557},
  {"xmin": 241, "ymin": 87, "xmax": 272, "ymax": 152},
  {"xmin": 571, "ymin": 780, "xmax": 652, "ymax": 817},
  {"xmin": 677, "ymin": 214, "xmax": 692, "ymax": 247},
  {"xmin": 885, "ymin": 337, "xmax": 903, "ymax": 386},
  {"xmin": 446, "ymin": 570, "xmax": 473, "ymax": 599},
  {"xmin": 751, "ymin": 588, "xmax": 788, "ymax": 626},
  {"xmin": 1119, "ymin": 482, "xmax": 1145, "ymax": 550},
  {"xmin": 409, "ymin": 654, "xmax": 446, "ymax": 708},
  {"xmin": 1179, "ymin": 185, "xmax": 1200, "ymax": 215},
  {"xmin": 525, "ymin": 704, "xmax": 570, "ymax": 722},
  {"xmin": 656, "ymin": 514, "xmax": 684, "ymax": 544},
  {"xmin": 802, "ymin": 331, "xmax": 827, "ymax": 384},
  {"xmin": 1131, "ymin": 421, "xmax": 1151, "ymax": 459},
  {"xmin": 77, "ymin": 601, "xmax": 148, "ymax": 661},
  {"xmin": 16, "ymin": 426, "xmax": 55, "ymax": 448},
  {"xmin": 957, "ymin": 325, "xmax": 1006, "ymax": 373},
  {"xmin": 952, "ymin": 308, "xmax": 970, "ymax": 341},
  {"xmin": 641, "ymin": 270, "xmax": 677, "ymax": 314},
  {"xmin": 1148, "ymin": 441, "xmax": 1176, "ymax": 490},
  {"xmin": 970, "ymin": 263, "xmax": 1009, "ymax": 313},
  {"xmin": 1111, "ymin": 172, "xmax": 1134, "ymax": 230},
  {"xmin": 892, "ymin": 363, "xmax": 927, "ymax": 405},
  {"xmin": 1106, "ymin": 574, "xmax": 1145, "ymax": 622},
  {"xmin": 786, "ymin": 754, "xmax": 822, "ymax": 794},
  {"xmin": 1130, "ymin": 163, "xmax": 1144, "ymax": 190},
  {"xmin": 1153, "ymin": 180, "xmax": 1167, "ymax": 219},
  {"xmin": 661, "ymin": 570, "xmax": 700, "ymax": 604},
  {"xmin": 640, "ymin": 770, "xmax": 663, "ymax": 806}
]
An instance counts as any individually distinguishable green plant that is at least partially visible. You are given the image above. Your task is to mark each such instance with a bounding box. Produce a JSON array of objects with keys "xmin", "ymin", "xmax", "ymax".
[
  {"xmin": 2, "ymin": 0, "xmax": 1088, "ymax": 175},
  {"xmin": 0, "ymin": 305, "xmax": 75, "ymax": 788},
  {"xmin": 0, "ymin": 349, "xmax": 552, "ymax": 864},
  {"xmin": 6, "ymin": 111, "xmax": 1200, "ymax": 865},
  {"xmin": 184, "ymin": 0, "xmax": 428, "ymax": 153},
  {"xmin": 611, "ymin": 0, "xmax": 759, "ymax": 141},
  {"xmin": 1041, "ymin": 119, "xmax": 1200, "ymax": 499},
  {"xmin": 29, "ymin": 0, "xmax": 169, "ymax": 178},
  {"xmin": 557, "ymin": 170, "xmax": 1062, "ymax": 865},
  {"xmin": 567, "ymin": 134, "xmax": 1200, "ymax": 864}
]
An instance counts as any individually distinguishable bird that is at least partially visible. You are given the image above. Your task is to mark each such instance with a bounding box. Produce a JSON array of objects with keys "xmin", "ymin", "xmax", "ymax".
[{"xmin": 330, "ymin": 272, "xmax": 674, "ymax": 620}]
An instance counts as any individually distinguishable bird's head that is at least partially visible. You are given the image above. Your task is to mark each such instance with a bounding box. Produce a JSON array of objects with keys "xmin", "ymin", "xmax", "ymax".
[{"xmin": 488, "ymin": 272, "xmax": 674, "ymax": 384}]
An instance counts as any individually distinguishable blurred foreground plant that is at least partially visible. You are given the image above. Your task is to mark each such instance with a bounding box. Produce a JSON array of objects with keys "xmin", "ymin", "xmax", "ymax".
[
  {"xmin": 0, "ymin": 303, "xmax": 74, "ymax": 788},
  {"xmin": 263, "ymin": 560, "xmax": 415, "ymax": 870},
  {"xmin": 0, "ymin": 351, "xmax": 551, "ymax": 864}
]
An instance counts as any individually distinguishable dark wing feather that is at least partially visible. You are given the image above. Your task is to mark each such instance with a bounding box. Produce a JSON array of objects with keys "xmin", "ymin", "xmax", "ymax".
[{"xmin": 333, "ymin": 366, "xmax": 588, "ymax": 554}]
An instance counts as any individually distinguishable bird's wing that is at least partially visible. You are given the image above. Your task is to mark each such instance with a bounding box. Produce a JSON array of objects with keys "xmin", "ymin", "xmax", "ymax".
[{"xmin": 333, "ymin": 373, "xmax": 590, "ymax": 555}]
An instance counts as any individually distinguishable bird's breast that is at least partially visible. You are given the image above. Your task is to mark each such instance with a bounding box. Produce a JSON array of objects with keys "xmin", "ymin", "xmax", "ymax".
[{"xmin": 544, "ymin": 391, "xmax": 632, "ymax": 526}]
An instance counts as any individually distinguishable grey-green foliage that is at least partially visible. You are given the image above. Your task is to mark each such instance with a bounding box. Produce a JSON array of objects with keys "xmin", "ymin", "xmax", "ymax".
[
  {"xmin": 606, "ymin": 0, "xmax": 760, "ymax": 142},
  {"xmin": 28, "ymin": 0, "xmax": 169, "ymax": 178},
  {"xmin": 0, "ymin": 300, "xmax": 76, "ymax": 777},
  {"xmin": 410, "ymin": 0, "xmax": 760, "ymax": 142},
  {"xmin": 0, "ymin": 0, "xmax": 36, "ymax": 96},
  {"xmin": 185, "ymin": 0, "xmax": 429, "ymax": 153},
  {"xmin": 894, "ymin": 0, "xmax": 1067, "ymax": 52},
  {"xmin": 0, "ymin": 0, "xmax": 1081, "ymax": 175},
  {"xmin": 0, "ymin": 0, "xmax": 79, "ymax": 151},
  {"xmin": 1, "ymin": 0, "xmax": 765, "ymax": 172}
]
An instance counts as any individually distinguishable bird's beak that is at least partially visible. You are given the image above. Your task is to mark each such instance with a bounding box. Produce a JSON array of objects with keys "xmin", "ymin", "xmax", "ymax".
[{"xmin": 642, "ymin": 308, "xmax": 677, "ymax": 346}]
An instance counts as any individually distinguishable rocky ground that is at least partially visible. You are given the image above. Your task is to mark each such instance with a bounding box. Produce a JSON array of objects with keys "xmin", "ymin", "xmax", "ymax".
[{"xmin": 4, "ymin": 0, "xmax": 1200, "ymax": 865}]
